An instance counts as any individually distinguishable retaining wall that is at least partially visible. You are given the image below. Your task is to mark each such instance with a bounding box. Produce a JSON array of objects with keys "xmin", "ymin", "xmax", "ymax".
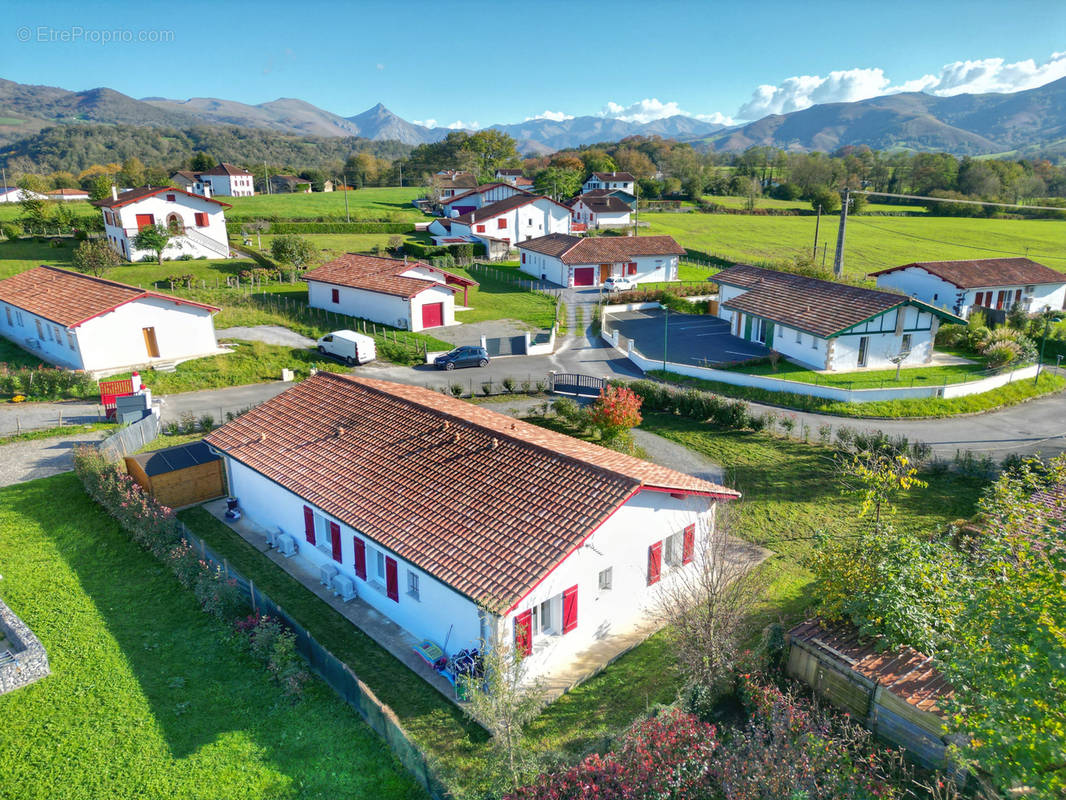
[{"xmin": 0, "ymin": 597, "xmax": 50, "ymax": 695}]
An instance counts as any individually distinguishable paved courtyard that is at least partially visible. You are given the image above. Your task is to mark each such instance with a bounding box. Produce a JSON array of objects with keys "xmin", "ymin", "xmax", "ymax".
[{"xmin": 606, "ymin": 308, "xmax": 770, "ymax": 366}]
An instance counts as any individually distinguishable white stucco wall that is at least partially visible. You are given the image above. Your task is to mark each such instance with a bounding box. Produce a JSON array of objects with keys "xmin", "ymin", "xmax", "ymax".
[
  {"xmin": 101, "ymin": 192, "xmax": 229, "ymax": 261},
  {"xmin": 462, "ymin": 199, "xmax": 571, "ymax": 250},
  {"xmin": 518, "ymin": 251, "xmax": 678, "ymax": 288},
  {"xmin": 876, "ymin": 266, "xmax": 1066, "ymax": 318},
  {"xmin": 224, "ymin": 459, "xmax": 485, "ymax": 653},
  {"xmin": 0, "ymin": 304, "xmax": 84, "ymax": 368},
  {"xmin": 307, "ymin": 280, "xmax": 455, "ymax": 332},
  {"xmin": 203, "ymin": 173, "xmax": 254, "ymax": 197}
]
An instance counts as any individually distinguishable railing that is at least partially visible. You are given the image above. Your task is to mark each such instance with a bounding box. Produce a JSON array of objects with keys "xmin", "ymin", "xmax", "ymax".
[{"xmin": 183, "ymin": 226, "xmax": 231, "ymax": 258}]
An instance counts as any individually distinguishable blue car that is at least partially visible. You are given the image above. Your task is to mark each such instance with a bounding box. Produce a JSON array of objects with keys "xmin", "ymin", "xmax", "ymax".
[{"xmin": 434, "ymin": 346, "xmax": 490, "ymax": 370}]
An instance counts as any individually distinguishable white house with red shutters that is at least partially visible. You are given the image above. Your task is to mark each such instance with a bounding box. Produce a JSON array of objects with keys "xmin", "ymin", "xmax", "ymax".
[
  {"xmin": 517, "ymin": 233, "xmax": 684, "ymax": 288},
  {"xmin": 303, "ymin": 253, "xmax": 478, "ymax": 332},
  {"xmin": 440, "ymin": 182, "xmax": 533, "ymax": 217},
  {"xmin": 171, "ymin": 163, "xmax": 255, "ymax": 197},
  {"xmin": 445, "ymin": 195, "xmax": 571, "ymax": 259},
  {"xmin": 92, "ymin": 186, "xmax": 232, "ymax": 262},
  {"xmin": 0, "ymin": 266, "xmax": 221, "ymax": 373},
  {"xmin": 204, "ymin": 374, "xmax": 740, "ymax": 687},
  {"xmin": 570, "ymin": 194, "xmax": 633, "ymax": 228}
]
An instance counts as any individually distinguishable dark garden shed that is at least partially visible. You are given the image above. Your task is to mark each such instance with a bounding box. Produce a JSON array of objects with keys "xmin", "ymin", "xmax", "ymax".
[{"xmin": 124, "ymin": 440, "xmax": 226, "ymax": 509}]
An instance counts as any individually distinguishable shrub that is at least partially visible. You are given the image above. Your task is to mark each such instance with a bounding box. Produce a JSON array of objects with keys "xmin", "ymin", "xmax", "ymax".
[
  {"xmin": 2, "ymin": 223, "xmax": 21, "ymax": 241},
  {"xmin": 551, "ymin": 397, "xmax": 581, "ymax": 423},
  {"xmin": 179, "ymin": 412, "xmax": 196, "ymax": 433},
  {"xmin": 73, "ymin": 229, "xmax": 89, "ymax": 242},
  {"xmin": 935, "ymin": 322, "xmax": 966, "ymax": 347},
  {"xmin": 449, "ymin": 382, "xmax": 464, "ymax": 398},
  {"xmin": 501, "ymin": 377, "xmax": 516, "ymax": 393},
  {"xmin": 984, "ymin": 341, "xmax": 1021, "ymax": 369},
  {"xmin": 587, "ymin": 386, "xmax": 643, "ymax": 441},
  {"xmin": 0, "ymin": 365, "xmax": 96, "ymax": 400},
  {"xmin": 198, "ymin": 413, "xmax": 216, "ymax": 432}
]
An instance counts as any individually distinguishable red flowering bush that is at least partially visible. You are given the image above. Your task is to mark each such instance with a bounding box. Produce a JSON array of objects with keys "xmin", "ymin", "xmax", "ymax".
[{"xmin": 588, "ymin": 386, "xmax": 643, "ymax": 444}]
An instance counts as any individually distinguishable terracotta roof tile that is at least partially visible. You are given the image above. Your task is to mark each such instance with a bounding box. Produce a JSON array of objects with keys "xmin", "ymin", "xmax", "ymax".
[
  {"xmin": 91, "ymin": 185, "xmax": 231, "ymax": 209},
  {"xmin": 302, "ymin": 254, "xmax": 473, "ymax": 299},
  {"xmin": 0, "ymin": 266, "xmax": 219, "ymax": 328},
  {"xmin": 870, "ymin": 257, "xmax": 1065, "ymax": 289},
  {"xmin": 199, "ymin": 162, "xmax": 252, "ymax": 177},
  {"xmin": 518, "ymin": 233, "xmax": 683, "ymax": 264},
  {"xmin": 442, "ymin": 182, "xmax": 533, "ymax": 206},
  {"xmin": 205, "ymin": 374, "xmax": 738, "ymax": 611},
  {"xmin": 789, "ymin": 619, "xmax": 952, "ymax": 715},
  {"xmin": 452, "ymin": 194, "xmax": 566, "ymax": 224},
  {"xmin": 591, "ymin": 171, "xmax": 635, "ymax": 182},
  {"xmin": 574, "ymin": 195, "xmax": 632, "ymax": 214}
]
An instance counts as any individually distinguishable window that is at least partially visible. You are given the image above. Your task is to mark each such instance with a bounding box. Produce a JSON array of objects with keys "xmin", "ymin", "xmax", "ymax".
[
  {"xmin": 664, "ymin": 532, "xmax": 684, "ymax": 567},
  {"xmin": 811, "ymin": 334, "xmax": 817, "ymax": 349},
  {"xmin": 498, "ymin": 217, "xmax": 507, "ymax": 229},
  {"xmin": 407, "ymin": 571, "xmax": 420, "ymax": 601},
  {"xmin": 521, "ymin": 253, "xmax": 526, "ymax": 263},
  {"xmin": 52, "ymin": 326, "xmax": 62, "ymax": 345},
  {"xmin": 795, "ymin": 329, "xmax": 802, "ymax": 343},
  {"xmin": 476, "ymin": 224, "xmax": 485, "ymax": 233},
  {"xmin": 3, "ymin": 306, "xmax": 10, "ymax": 326},
  {"xmin": 857, "ymin": 335, "xmax": 869, "ymax": 367},
  {"xmin": 901, "ymin": 334, "xmax": 912, "ymax": 352},
  {"xmin": 375, "ymin": 549, "xmax": 386, "ymax": 581},
  {"xmin": 34, "ymin": 319, "xmax": 44, "ymax": 339},
  {"xmin": 331, "ymin": 288, "xmax": 340, "ymax": 304},
  {"xmin": 933, "ymin": 293, "xmax": 938, "ymax": 302},
  {"xmin": 166, "ymin": 194, "xmax": 176, "ymax": 201},
  {"xmin": 67, "ymin": 332, "xmax": 76, "ymax": 349},
  {"xmin": 1025, "ymin": 285, "xmax": 1035, "ymax": 293},
  {"xmin": 598, "ymin": 567, "xmax": 613, "ymax": 591}
]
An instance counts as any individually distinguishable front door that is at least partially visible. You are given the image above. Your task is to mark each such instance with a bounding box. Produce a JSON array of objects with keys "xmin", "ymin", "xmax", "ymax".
[
  {"xmin": 599, "ymin": 263, "xmax": 610, "ymax": 283},
  {"xmin": 142, "ymin": 327, "xmax": 160, "ymax": 358}
]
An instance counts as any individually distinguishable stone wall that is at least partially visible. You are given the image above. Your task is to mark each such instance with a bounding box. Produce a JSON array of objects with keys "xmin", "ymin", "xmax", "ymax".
[{"xmin": 0, "ymin": 596, "xmax": 50, "ymax": 695}]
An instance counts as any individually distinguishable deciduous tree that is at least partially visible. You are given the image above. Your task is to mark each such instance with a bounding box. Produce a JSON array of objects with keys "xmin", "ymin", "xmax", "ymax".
[
  {"xmin": 72, "ymin": 239, "xmax": 121, "ymax": 276},
  {"xmin": 132, "ymin": 224, "xmax": 173, "ymax": 264}
]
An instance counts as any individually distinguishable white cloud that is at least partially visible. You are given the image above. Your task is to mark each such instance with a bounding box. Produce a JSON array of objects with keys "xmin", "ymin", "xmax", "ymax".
[
  {"xmin": 734, "ymin": 52, "xmax": 1066, "ymax": 121},
  {"xmin": 376, "ymin": 63, "xmax": 385, "ymax": 71},
  {"xmin": 525, "ymin": 110, "xmax": 575, "ymax": 122},
  {"xmin": 446, "ymin": 120, "xmax": 479, "ymax": 130},
  {"xmin": 599, "ymin": 98, "xmax": 734, "ymax": 126},
  {"xmin": 412, "ymin": 119, "xmax": 437, "ymax": 128}
]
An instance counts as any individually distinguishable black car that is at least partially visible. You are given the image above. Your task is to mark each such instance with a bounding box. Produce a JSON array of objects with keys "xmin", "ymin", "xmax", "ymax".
[{"xmin": 434, "ymin": 346, "xmax": 490, "ymax": 370}]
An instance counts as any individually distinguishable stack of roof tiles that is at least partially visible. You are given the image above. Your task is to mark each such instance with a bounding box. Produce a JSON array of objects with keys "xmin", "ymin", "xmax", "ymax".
[{"xmin": 205, "ymin": 374, "xmax": 738, "ymax": 612}]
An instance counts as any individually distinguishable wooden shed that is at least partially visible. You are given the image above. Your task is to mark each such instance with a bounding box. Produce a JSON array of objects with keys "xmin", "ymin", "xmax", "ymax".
[
  {"xmin": 787, "ymin": 619, "xmax": 960, "ymax": 772},
  {"xmin": 124, "ymin": 440, "xmax": 226, "ymax": 509}
]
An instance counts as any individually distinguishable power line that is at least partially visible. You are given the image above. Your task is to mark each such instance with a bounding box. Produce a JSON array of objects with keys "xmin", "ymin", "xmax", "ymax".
[
  {"xmin": 856, "ymin": 189, "xmax": 1066, "ymax": 214},
  {"xmin": 846, "ymin": 215, "xmax": 1066, "ymax": 261}
]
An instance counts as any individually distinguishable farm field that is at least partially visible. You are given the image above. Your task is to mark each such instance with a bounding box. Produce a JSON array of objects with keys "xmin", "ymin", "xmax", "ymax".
[
  {"xmin": 224, "ymin": 187, "xmax": 424, "ymax": 221},
  {"xmin": 0, "ymin": 200, "xmax": 95, "ymax": 221},
  {"xmin": 645, "ymin": 211, "xmax": 1066, "ymax": 277},
  {"xmin": 701, "ymin": 195, "xmax": 927, "ymax": 214},
  {"xmin": 0, "ymin": 474, "xmax": 425, "ymax": 800},
  {"xmin": 254, "ymin": 231, "xmax": 432, "ymax": 265}
]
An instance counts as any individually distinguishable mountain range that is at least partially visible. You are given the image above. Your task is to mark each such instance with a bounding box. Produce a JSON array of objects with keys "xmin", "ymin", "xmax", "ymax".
[{"xmin": 1, "ymin": 76, "xmax": 1065, "ymax": 157}]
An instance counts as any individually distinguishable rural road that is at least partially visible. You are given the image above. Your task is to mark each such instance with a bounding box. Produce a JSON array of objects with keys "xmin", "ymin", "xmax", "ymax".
[{"xmin": 1, "ymin": 331, "xmax": 1063, "ymax": 460}]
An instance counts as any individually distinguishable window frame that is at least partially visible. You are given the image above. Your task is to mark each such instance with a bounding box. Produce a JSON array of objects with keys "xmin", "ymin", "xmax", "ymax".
[
  {"xmin": 598, "ymin": 567, "xmax": 613, "ymax": 591},
  {"xmin": 407, "ymin": 570, "xmax": 420, "ymax": 601}
]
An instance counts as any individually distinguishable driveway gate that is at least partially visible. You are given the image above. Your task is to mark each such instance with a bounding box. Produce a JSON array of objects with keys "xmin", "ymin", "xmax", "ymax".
[{"xmin": 549, "ymin": 373, "xmax": 608, "ymax": 397}]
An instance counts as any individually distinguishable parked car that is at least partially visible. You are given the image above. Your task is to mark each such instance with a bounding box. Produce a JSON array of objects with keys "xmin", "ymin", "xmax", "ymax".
[
  {"xmin": 604, "ymin": 276, "xmax": 637, "ymax": 292},
  {"xmin": 434, "ymin": 346, "xmax": 490, "ymax": 370},
  {"xmin": 316, "ymin": 330, "xmax": 376, "ymax": 366}
]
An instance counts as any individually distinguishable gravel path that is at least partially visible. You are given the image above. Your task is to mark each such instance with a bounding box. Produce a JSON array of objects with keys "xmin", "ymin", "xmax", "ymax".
[
  {"xmin": 631, "ymin": 428, "xmax": 726, "ymax": 484},
  {"xmin": 217, "ymin": 325, "xmax": 315, "ymax": 348},
  {"xmin": 0, "ymin": 430, "xmax": 109, "ymax": 487}
]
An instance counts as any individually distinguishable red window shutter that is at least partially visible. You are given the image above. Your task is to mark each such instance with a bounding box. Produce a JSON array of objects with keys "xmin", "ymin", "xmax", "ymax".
[
  {"xmin": 498, "ymin": 217, "xmax": 507, "ymax": 229},
  {"xmin": 136, "ymin": 213, "xmax": 155, "ymax": 231},
  {"xmin": 303, "ymin": 506, "xmax": 316, "ymax": 545},
  {"xmin": 682, "ymin": 524, "xmax": 695, "ymax": 565},
  {"xmin": 521, "ymin": 253, "xmax": 526, "ymax": 263},
  {"xmin": 628, "ymin": 262, "xmax": 637, "ymax": 276},
  {"xmin": 647, "ymin": 541, "xmax": 662, "ymax": 585},
  {"xmin": 562, "ymin": 585, "xmax": 578, "ymax": 633},
  {"xmin": 195, "ymin": 212, "xmax": 209, "ymax": 227},
  {"xmin": 166, "ymin": 194, "xmax": 176, "ymax": 201},
  {"xmin": 331, "ymin": 288, "xmax": 340, "ymax": 303},
  {"xmin": 514, "ymin": 610, "xmax": 533, "ymax": 656},
  {"xmin": 330, "ymin": 522, "xmax": 342, "ymax": 563},
  {"xmin": 385, "ymin": 557, "xmax": 399, "ymax": 602},
  {"xmin": 353, "ymin": 537, "xmax": 367, "ymax": 580},
  {"xmin": 476, "ymin": 224, "xmax": 485, "ymax": 233}
]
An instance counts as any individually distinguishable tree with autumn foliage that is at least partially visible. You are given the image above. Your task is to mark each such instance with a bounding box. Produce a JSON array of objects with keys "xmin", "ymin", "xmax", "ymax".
[{"xmin": 587, "ymin": 385, "xmax": 643, "ymax": 451}]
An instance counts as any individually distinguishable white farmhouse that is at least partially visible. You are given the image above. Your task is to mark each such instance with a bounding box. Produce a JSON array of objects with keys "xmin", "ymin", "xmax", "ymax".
[
  {"xmin": 713, "ymin": 264, "xmax": 963, "ymax": 371},
  {"xmin": 303, "ymin": 253, "xmax": 478, "ymax": 332},
  {"xmin": 0, "ymin": 187, "xmax": 47, "ymax": 204},
  {"xmin": 440, "ymin": 182, "xmax": 533, "ymax": 217},
  {"xmin": 517, "ymin": 233, "xmax": 683, "ymax": 288},
  {"xmin": 171, "ymin": 163, "xmax": 255, "ymax": 197},
  {"xmin": 870, "ymin": 257, "xmax": 1066, "ymax": 318},
  {"xmin": 432, "ymin": 170, "xmax": 478, "ymax": 200},
  {"xmin": 204, "ymin": 374, "xmax": 740, "ymax": 686},
  {"xmin": 570, "ymin": 194, "xmax": 633, "ymax": 228},
  {"xmin": 0, "ymin": 266, "xmax": 222, "ymax": 374},
  {"xmin": 582, "ymin": 171, "xmax": 636, "ymax": 196},
  {"xmin": 45, "ymin": 188, "xmax": 91, "ymax": 202},
  {"xmin": 447, "ymin": 195, "xmax": 572, "ymax": 259},
  {"xmin": 93, "ymin": 186, "xmax": 232, "ymax": 262}
]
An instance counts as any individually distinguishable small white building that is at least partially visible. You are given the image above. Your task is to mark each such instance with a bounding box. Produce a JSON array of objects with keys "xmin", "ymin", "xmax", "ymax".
[
  {"xmin": 171, "ymin": 163, "xmax": 254, "ymax": 197},
  {"xmin": 303, "ymin": 253, "xmax": 478, "ymax": 332},
  {"xmin": 0, "ymin": 266, "xmax": 222, "ymax": 373},
  {"xmin": 448, "ymin": 195, "xmax": 572, "ymax": 259},
  {"xmin": 570, "ymin": 194, "xmax": 633, "ymax": 228},
  {"xmin": 440, "ymin": 182, "xmax": 533, "ymax": 216},
  {"xmin": 713, "ymin": 264, "xmax": 963, "ymax": 371},
  {"xmin": 93, "ymin": 186, "xmax": 232, "ymax": 262},
  {"xmin": 204, "ymin": 374, "xmax": 740, "ymax": 686},
  {"xmin": 517, "ymin": 233, "xmax": 683, "ymax": 288},
  {"xmin": 870, "ymin": 257, "xmax": 1066, "ymax": 318},
  {"xmin": 582, "ymin": 171, "xmax": 636, "ymax": 195},
  {"xmin": 45, "ymin": 188, "xmax": 91, "ymax": 202},
  {"xmin": 0, "ymin": 187, "xmax": 47, "ymax": 204}
]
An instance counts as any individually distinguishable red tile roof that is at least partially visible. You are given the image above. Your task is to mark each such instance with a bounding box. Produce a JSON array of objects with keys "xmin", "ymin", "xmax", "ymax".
[
  {"xmin": 591, "ymin": 171, "xmax": 636, "ymax": 182},
  {"xmin": 45, "ymin": 188, "xmax": 89, "ymax": 196},
  {"xmin": 0, "ymin": 266, "xmax": 219, "ymax": 328},
  {"xmin": 789, "ymin": 619, "xmax": 952, "ymax": 715},
  {"xmin": 91, "ymin": 186, "xmax": 231, "ymax": 209},
  {"xmin": 574, "ymin": 195, "xmax": 632, "ymax": 214},
  {"xmin": 302, "ymin": 254, "xmax": 474, "ymax": 298},
  {"xmin": 869, "ymin": 257, "xmax": 1065, "ymax": 289},
  {"xmin": 518, "ymin": 233, "xmax": 683, "ymax": 264},
  {"xmin": 433, "ymin": 171, "xmax": 478, "ymax": 190},
  {"xmin": 442, "ymin": 182, "xmax": 533, "ymax": 206},
  {"xmin": 199, "ymin": 162, "xmax": 252, "ymax": 177},
  {"xmin": 451, "ymin": 194, "xmax": 568, "ymax": 225},
  {"xmin": 715, "ymin": 264, "xmax": 961, "ymax": 338},
  {"xmin": 205, "ymin": 374, "xmax": 738, "ymax": 612}
]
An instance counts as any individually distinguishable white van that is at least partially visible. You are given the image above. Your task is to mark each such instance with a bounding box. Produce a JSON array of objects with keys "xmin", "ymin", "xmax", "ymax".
[{"xmin": 316, "ymin": 330, "xmax": 376, "ymax": 365}]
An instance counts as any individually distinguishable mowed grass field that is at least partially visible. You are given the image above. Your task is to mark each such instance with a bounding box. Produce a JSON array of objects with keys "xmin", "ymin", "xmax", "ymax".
[
  {"xmin": 644, "ymin": 211, "xmax": 1066, "ymax": 277},
  {"xmin": 0, "ymin": 474, "xmax": 425, "ymax": 800},
  {"xmin": 224, "ymin": 187, "xmax": 424, "ymax": 221}
]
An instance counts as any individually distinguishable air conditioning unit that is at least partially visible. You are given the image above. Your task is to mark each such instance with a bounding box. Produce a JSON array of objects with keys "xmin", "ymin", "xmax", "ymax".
[
  {"xmin": 397, "ymin": 318, "xmax": 408, "ymax": 329},
  {"xmin": 332, "ymin": 573, "xmax": 357, "ymax": 603},
  {"xmin": 319, "ymin": 562, "xmax": 339, "ymax": 587},
  {"xmin": 277, "ymin": 533, "xmax": 298, "ymax": 558},
  {"xmin": 265, "ymin": 527, "xmax": 283, "ymax": 549}
]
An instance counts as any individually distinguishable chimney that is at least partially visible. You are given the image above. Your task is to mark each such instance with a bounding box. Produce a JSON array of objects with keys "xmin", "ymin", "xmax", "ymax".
[{"xmin": 111, "ymin": 185, "xmax": 118, "ymax": 201}]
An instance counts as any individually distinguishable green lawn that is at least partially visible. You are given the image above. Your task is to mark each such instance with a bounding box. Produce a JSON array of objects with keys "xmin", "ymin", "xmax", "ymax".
[
  {"xmin": 644, "ymin": 212, "xmax": 1066, "ymax": 278},
  {"xmin": 701, "ymin": 195, "xmax": 927, "ymax": 214},
  {"xmin": 254, "ymin": 232, "xmax": 432, "ymax": 265},
  {"xmin": 449, "ymin": 266, "xmax": 558, "ymax": 330},
  {"xmin": 224, "ymin": 187, "xmax": 425, "ymax": 222},
  {"xmin": 728, "ymin": 352, "xmax": 992, "ymax": 389},
  {"xmin": 0, "ymin": 475, "xmax": 425, "ymax": 800},
  {"xmin": 0, "ymin": 200, "xmax": 96, "ymax": 221},
  {"xmin": 0, "ymin": 336, "xmax": 50, "ymax": 369}
]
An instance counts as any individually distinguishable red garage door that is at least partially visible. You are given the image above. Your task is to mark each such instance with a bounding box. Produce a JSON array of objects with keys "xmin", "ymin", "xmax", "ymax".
[
  {"xmin": 573, "ymin": 267, "xmax": 595, "ymax": 286},
  {"xmin": 421, "ymin": 302, "xmax": 444, "ymax": 329}
]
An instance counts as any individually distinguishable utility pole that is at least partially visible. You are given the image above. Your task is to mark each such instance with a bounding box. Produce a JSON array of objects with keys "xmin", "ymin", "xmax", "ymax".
[
  {"xmin": 663, "ymin": 306, "xmax": 669, "ymax": 372},
  {"xmin": 1, "ymin": 166, "xmax": 7, "ymax": 190},
  {"xmin": 398, "ymin": 162, "xmax": 403, "ymax": 188},
  {"xmin": 832, "ymin": 187, "xmax": 850, "ymax": 278},
  {"xmin": 812, "ymin": 204, "xmax": 821, "ymax": 259},
  {"xmin": 342, "ymin": 177, "xmax": 350, "ymax": 223},
  {"xmin": 264, "ymin": 162, "xmax": 270, "ymax": 195}
]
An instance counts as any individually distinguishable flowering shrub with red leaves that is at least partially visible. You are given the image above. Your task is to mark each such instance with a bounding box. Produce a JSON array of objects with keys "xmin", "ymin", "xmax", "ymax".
[{"xmin": 588, "ymin": 386, "xmax": 643, "ymax": 441}]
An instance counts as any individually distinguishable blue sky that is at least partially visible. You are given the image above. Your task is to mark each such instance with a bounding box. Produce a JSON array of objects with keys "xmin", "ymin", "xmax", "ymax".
[{"xmin": 4, "ymin": 0, "xmax": 1065, "ymax": 127}]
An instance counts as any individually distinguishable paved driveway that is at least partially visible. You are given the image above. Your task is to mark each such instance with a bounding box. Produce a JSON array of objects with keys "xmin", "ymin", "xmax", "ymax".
[{"xmin": 606, "ymin": 308, "xmax": 770, "ymax": 365}]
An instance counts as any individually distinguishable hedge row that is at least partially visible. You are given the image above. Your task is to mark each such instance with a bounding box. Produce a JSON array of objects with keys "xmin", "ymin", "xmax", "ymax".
[
  {"xmin": 403, "ymin": 240, "xmax": 485, "ymax": 259},
  {"xmin": 227, "ymin": 221, "xmax": 412, "ymax": 235},
  {"xmin": 619, "ymin": 378, "xmax": 763, "ymax": 431}
]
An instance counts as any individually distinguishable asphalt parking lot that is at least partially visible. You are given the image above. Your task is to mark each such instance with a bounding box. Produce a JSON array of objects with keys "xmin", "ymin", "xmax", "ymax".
[{"xmin": 606, "ymin": 308, "xmax": 770, "ymax": 366}]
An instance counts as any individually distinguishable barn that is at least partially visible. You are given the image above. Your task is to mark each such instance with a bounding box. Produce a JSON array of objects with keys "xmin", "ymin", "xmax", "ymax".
[{"xmin": 124, "ymin": 440, "xmax": 226, "ymax": 509}]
